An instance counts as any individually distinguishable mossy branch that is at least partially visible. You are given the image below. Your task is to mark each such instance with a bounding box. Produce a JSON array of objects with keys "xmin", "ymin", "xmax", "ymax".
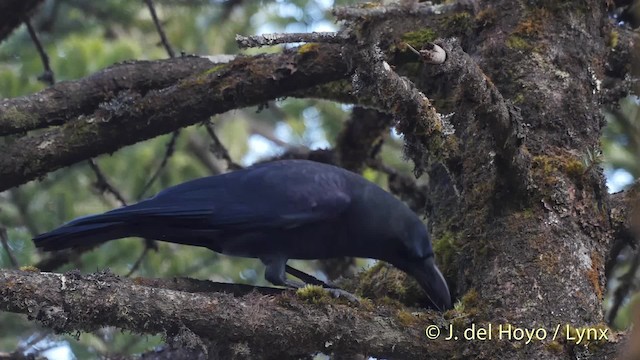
[
  {"xmin": 0, "ymin": 57, "xmax": 228, "ymax": 136},
  {"xmin": 0, "ymin": 269, "xmax": 453, "ymax": 359},
  {"xmin": 0, "ymin": 45, "xmax": 349, "ymax": 191}
]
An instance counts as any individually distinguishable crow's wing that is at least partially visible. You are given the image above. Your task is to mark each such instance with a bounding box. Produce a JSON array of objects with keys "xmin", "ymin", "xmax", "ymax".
[{"xmin": 95, "ymin": 161, "xmax": 353, "ymax": 231}]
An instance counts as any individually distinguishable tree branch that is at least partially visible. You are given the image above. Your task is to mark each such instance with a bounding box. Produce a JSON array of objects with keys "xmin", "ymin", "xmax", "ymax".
[
  {"xmin": 236, "ymin": 32, "xmax": 345, "ymax": 48},
  {"xmin": 0, "ymin": 57, "xmax": 226, "ymax": 136},
  {"xmin": 421, "ymin": 39, "xmax": 530, "ymax": 191},
  {"xmin": 0, "ymin": 269, "xmax": 453, "ymax": 359},
  {"xmin": 347, "ymin": 40, "xmax": 454, "ymax": 177},
  {"xmin": 0, "ymin": 45, "xmax": 349, "ymax": 191}
]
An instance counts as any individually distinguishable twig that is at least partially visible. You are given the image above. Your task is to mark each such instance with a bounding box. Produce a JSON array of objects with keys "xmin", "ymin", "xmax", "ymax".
[
  {"xmin": 125, "ymin": 244, "xmax": 151, "ymax": 277},
  {"xmin": 23, "ymin": 18, "xmax": 54, "ymax": 85},
  {"xmin": 236, "ymin": 32, "xmax": 345, "ymax": 48},
  {"xmin": 9, "ymin": 189, "xmax": 40, "ymax": 237},
  {"xmin": 137, "ymin": 131, "xmax": 180, "ymax": 199},
  {"xmin": 137, "ymin": 0, "xmax": 180, "ymax": 201},
  {"xmin": 205, "ymin": 122, "xmax": 242, "ymax": 170},
  {"xmin": 87, "ymin": 159, "xmax": 128, "ymax": 207},
  {"xmin": 0, "ymin": 227, "xmax": 18, "ymax": 268},
  {"xmin": 185, "ymin": 132, "xmax": 224, "ymax": 175},
  {"xmin": 143, "ymin": 0, "xmax": 176, "ymax": 57}
]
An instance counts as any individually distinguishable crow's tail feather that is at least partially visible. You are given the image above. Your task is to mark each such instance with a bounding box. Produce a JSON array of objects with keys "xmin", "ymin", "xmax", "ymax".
[{"xmin": 33, "ymin": 214, "xmax": 132, "ymax": 251}]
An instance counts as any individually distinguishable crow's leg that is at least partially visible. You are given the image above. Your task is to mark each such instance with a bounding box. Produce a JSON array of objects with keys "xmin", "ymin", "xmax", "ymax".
[
  {"xmin": 261, "ymin": 256, "xmax": 359, "ymax": 302},
  {"xmin": 285, "ymin": 264, "xmax": 333, "ymax": 287},
  {"xmin": 262, "ymin": 256, "xmax": 305, "ymax": 288}
]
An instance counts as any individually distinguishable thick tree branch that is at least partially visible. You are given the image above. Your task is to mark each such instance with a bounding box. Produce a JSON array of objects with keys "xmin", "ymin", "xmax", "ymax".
[
  {"xmin": 419, "ymin": 39, "xmax": 530, "ymax": 191},
  {"xmin": 350, "ymin": 43, "xmax": 455, "ymax": 177},
  {"xmin": 0, "ymin": 45, "xmax": 348, "ymax": 191},
  {"xmin": 0, "ymin": 269, "xmax": 453, "ymax": 359},
  {"xmin": 0, "ymin": 57, "xmax": 227, "ymax": 136}
]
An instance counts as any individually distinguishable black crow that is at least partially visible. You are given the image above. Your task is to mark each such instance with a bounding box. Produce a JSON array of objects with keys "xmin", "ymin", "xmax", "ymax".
[{"xmin": 33, "ymin": 160, "xmax": 451, "ymax": 310}]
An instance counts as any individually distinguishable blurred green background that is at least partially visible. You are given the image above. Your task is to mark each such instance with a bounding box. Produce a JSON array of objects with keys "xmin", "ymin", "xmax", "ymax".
[{"xmin": 0, "ymin": 0, "xmax": 639, "ymax": 358}]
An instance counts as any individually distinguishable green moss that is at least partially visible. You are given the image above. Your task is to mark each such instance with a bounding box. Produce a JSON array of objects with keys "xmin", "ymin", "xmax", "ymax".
[
  {"xmin": 546, "ymin": 340, "xmax": 563, "ymax": 353},
  {"xmin": 506, "ymin": 35, "xmax": 531, "ymax": 50},
  {"xmin": 513, "ymin": 93, "xmax": 525, "ymax": 104},
  {"xmin": 433, "ymin": 231, "xmax": 459, "ymax": 270},
  {"xmin": 532, "ymin": 154, "xmax": 585, "ymax": 186},
  {"xmin": 358, "ymin": 2, "xmax": 380, "ymax": 9},
  {"xmin": 505, "ymin": 8, "xmax": 550, "ymax": 53},
  {"xmin": 609, "ymin": 30, "xmax": 619, "ymax": 48},
  {"xmin": 297, "ymin": 43, "xmax": 319, "ymax": 54},
  {"xmin": 2, "ymin": 107, "xmax": 36, "ymax": 130},
  {"xmin": 461, "ymin": 288, "xmax": 479, "ymax": 308},
  {"xmin": 396, "ymin": 310, "xmax": 419, "ymax": 326},
  {"xmin": 357, "ymin": 262, "xmax": 425, "ymax": 306},
  {"xmin": 359, "ymin": 298, "xmax": 375, "ymax": 312},
  {"xmin": 19, "ymin": 265, "xmax": 40, "ymax": 272},
  {"xmin": 565, "ymin": 159, "xmax": 585, "ymax": 181},
  {"xmin": 443, "ymin": 289, "xmax": 481, "ymax": 320},
  {"xmin": 377, "ymin": 296, "xmax": 405, "ymax": 308},
  {"xmin": 200, "ymin": 64, "xmax": 228, "ymax": 76},
  {"xmin": 296, "ymin": 285, "xmax": 332, "ymax": 304},
  {"xmin": 443, "ymin": 290, "xmax": 481, "ymax": 325},
  {"xmin": 401, "ymin": 29, "xmax": 438, "ymax": 49}
]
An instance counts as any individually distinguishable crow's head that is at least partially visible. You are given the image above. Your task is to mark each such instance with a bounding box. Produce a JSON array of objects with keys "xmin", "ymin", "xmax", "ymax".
[{"xmin": 387, "ymin": 219, "xmax": 452, "ymax": 311}]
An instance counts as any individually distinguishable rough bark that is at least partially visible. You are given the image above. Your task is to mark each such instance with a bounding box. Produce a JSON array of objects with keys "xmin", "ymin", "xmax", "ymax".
[
  {"xmin": 0, "ymin": 45, "xmax": 348, "ymax": 191},
  {"xmin": 0, "ymin": 270, "xmax": 457, "ymax": 359},
  {"xmin": 0, "ymin": 57, "xmax": 225, "ymax": 136}
]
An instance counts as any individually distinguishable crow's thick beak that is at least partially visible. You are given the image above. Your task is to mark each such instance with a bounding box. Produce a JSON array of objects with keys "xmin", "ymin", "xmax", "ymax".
[{"xmin": 403, "ymin": 257, "xmax": 452, "ymax": 311}]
